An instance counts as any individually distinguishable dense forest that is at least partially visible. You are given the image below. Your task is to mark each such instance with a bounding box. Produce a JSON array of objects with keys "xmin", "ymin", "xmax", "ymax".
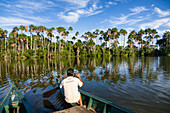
[{"xmin": 0, "ymin": 25, "xmax": 169, "ymax": 59}]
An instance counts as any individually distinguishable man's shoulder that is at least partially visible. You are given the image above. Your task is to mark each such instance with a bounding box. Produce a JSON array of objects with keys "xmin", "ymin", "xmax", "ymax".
[{"xmin": 62, "ymin": 77, "xmax": 76, "ymax": 81}]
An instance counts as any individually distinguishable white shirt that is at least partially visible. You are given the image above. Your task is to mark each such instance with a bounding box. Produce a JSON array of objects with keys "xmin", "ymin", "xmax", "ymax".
[{"xmin": 60, "ymin": 76, "xmax": 83, "ymax": 103}]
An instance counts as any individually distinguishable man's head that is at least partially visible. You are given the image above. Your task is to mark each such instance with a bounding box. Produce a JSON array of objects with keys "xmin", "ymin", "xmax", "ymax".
[{"xmin": 67, "ymin": 68, "xmax": 74, "ymax": 76}]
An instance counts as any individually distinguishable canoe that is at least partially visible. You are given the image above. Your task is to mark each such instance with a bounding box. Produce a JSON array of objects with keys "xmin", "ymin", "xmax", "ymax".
[
  {"xmin": 51, "ymin": 89, "xmax": 135, "ymax": 113},
  {"xmin": 43, "ymin": 78, "xmax": 135, "ymax": 113},
  {"xmin": 0, "ymin": 82, "xmax": 34, "ymax": 113}
]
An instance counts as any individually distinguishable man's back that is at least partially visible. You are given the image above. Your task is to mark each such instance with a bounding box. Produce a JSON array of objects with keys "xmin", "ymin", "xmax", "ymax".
[{"xmin": 60, "ymin": 76, "xmax": 83, "ymax": 103}]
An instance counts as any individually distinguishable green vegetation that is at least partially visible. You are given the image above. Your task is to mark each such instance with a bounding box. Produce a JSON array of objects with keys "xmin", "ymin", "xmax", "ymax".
[{"xmin": 0, "ymin": 26, "xmax": 169, "ymax": 59}]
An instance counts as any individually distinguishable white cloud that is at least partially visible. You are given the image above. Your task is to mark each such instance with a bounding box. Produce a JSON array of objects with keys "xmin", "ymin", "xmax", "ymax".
[
  {"xmin": 58, "ymin": 12, "xmax": 80, "ymax": 23},
  {"xmin": 13, "ymin": 12, "xmax": 52, "ymax": 23},
  {"xmin": 101, "ymin": 6, "xmax": 150, "ymax": 27},
  {"xmin": 157, "ymin": 29, "xmax": 170, "ymax": 35},
  {"xmin": 59, "ymin": 0, "xmax": 90, "ymax": 8},
  {"xmin": 154, "ymin": 7, "xmax": 170, "ymax": 17},
  {"xmin": 106, "ymin": 7, "xmax": 148, "ymax": 27},
  {"xmin": 105, "ymin": 1, "xmax": 117, "ymax": 8},
  {"xmin": 139, "ymin": 18, "xmax": 170, "ymax": 29},
  {"xmin": 0, "ymin": 17, "xmax": 34, "ymax": 27},
  {"xmin": 108, "ymin": 17, "xmax": 147, "ymax": 27},
  {"xmin": 58, "ymin": 2, "xmax": 103, "ymax": 23},
  {"xmin": 0, "ymin": 3, "xmax": 12, "ymax": 8},
  {"xmin": 1, "ymin": 0, "xmax": 56, "ymax": 14},
  {"xmin": 151, "ymin": 4, "xmax": 154, "ymax": 7},
  {"xmin": 15, "ymin": 0, "xmax": 56, "ymax": 12},
  {"xmin": 107, "ymin": 1, "xmax": 117, "ymax": 5},
  {"xmin": 130, "ymin": 6, "xmax": 148, "ymax": 13},
  {"xmin": 0, "ymin": 0, "xmax": 54, "ymax": 27}
]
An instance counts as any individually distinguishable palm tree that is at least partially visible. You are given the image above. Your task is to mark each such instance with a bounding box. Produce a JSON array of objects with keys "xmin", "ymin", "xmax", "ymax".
[
  {"xmin": 74, "ymin": 39, "xmax": 83, "ymax": 56},
  {"xmin": 95, "ymin": 29, "xmax": 99, "ymax": 44},
  {"xmin": 120, "ymin": 29, "xmax": 127, "ymax": 48},
  {"xmin": 145, "ymin": 28, "xmax": 152, "ymax": 47},
  {"xmin": 18, "ymin": 34, "xmax": 26, "ymax": 53},
  {"xmin": 12, "ymin": 27, "xmax": 19, "ymax": 51},
  {"xmin": 127, "ymin": 30, "xmax": 136, "ymax": 54},
  {"xmin": 19, "ymin": 25, "xmax": 25, "ymax": 34},
  {"xmin": 110, "ymin": 28, "xmax": 118, "ymax": 56},
  {"xmin": 72, "ymin": 36, "xmax": 76, "ymax": 42},
  {"xmin": 29, "ymin": 24, "xmax": 34, "ymax": 49},
  {"xmin": 68, "ymin": 27, "xmax": 73, "ymax": 57},
  {"xmin": 138, "ymin": 29, "xmax": 144, "ymax": 48},
  {"xmin": 99, "ymin": 37, "xmax": 103, "ymax": 45},
  {"xmin": 163, "ymin": 31, "xmax": 170, "ymax": 48},
  {"xmin": 38, "ymin": 25, "xmax": 44, "ymax": 50},
  {"xmin": 33, "ymin": 35, "xmax": 39, "ymax": 57},
  {"xmin": 156, "ymin": 31, "xmax": 169, "ymax": 50},
  {"xmin": 75, "ymin": 31, "xmax": 79, "ymax": 37},
  {"xmin": 87, "ymin": 39, "xmax": 95, "ymax": 55},
  {"xmin": 68, "ymin": 27, "xmax": 73, "ymax": 34},
  {"xmin": 2, "ymin": 29, "xmax": 8, "ymax": 57},
  {"xmin": 56, "ymin": 27, "xmax": 66, "ymax": 54}
]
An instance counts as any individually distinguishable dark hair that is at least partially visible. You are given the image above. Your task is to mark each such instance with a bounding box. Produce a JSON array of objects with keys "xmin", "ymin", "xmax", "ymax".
[{"xmin": 67, "ymin": 68, "xmax": 74, "ymax": 76}]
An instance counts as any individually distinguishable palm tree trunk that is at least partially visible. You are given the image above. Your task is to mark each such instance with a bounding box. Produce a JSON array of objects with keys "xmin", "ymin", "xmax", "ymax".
[
  {"xmin": 48, "ymin": 43, "xmax": 50, "ymax": 58},
  {"xmin": 124, "ymin": 35, "xmax": 125, "ymax": 48},
  {"xmin": 15, "ymin": 37, "xmax": 17, "ymax": 52},
  {"xmin": 26, "ymin": 36, "xmax": 28, "ymax": 50},
  {"xmin": 22, "ymin": 41, "xmax": 24, "ymax": 53},
  {"xmin": 59, "ymin": 33, "xmax": 61, "ymax": 55},
  {"xmin": 55, "ymin": 42, "xmax": 56, "ymax": 52},
  {"xmin": 109, "ymin": 38, "xmax": 111, "ymax": 56},
  {"xmin": 34, "ymin": 39, "xmax": 37, "ymax": 57},
  {"xmin": 69, "ymin": 44, "xmax": 71, "ymax": 57},
  {"xmin": 77, "ymin": 47, "xmax": 79, "ymax": 56},
  {"xmin": 31, "ymin": 33, "xmax": 32, "ymax": 49},
  {"xmin": 4, "ymin": 37, "xmax": 6, "ymax": 57}
]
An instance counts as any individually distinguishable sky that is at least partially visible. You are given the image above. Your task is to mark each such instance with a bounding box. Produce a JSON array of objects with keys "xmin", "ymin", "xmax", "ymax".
[{"xmin": 0, "ymin": 0, "xmax": 170, "ymax": 45}]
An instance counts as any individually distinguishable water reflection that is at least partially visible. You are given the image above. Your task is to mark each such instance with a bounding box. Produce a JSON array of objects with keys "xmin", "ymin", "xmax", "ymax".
[{"xmin": 0, "ymin": 56, "xmax": 170, "ymax": 113}]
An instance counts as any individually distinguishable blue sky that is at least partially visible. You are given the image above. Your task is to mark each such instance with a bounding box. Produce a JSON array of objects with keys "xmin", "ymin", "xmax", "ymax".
[{"xmin": 0, "ymin": 0, "xmax": 170, "ymax": 44}]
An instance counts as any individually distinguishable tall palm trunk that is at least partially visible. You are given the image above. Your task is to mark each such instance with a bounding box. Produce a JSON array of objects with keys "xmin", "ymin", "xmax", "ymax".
[
  {"xmin": 22, "ymin": 41, "xmax": 24, "ymax": 53},
  {"xmin": 48, "ymin": 43, "xmax": 50, "ymax": 58},
  {"xmin": 77, "ymin": 47, "xmax": 80, "ymax": 56},
  {"xmin": 31, "ymin": 32, "xmax": 32, "ymax": 49},
  {"xmin": 124, "ymin": 35, "xmax": 125, "ymax": 48},
  {"xmin": 55, "ymin": 42, "xmax": 56, "ymax": 52},
  {"xmin": 26, "ymin": 37, "xmax": 28, "ymax": 50},
  {"xmin": 59, "ymin": 33, "xmax": 61, "ymax": 55},
  {"xmin": 69, "ymin": 33, "xmax": 71, "ymax": 57},
  {"xmin": 4, "ymin": 37, "xmax": 6, "ymax": 57},
  {"xmin": 109, "ymin": 38, "xmax": 111, "ymax": 56}
]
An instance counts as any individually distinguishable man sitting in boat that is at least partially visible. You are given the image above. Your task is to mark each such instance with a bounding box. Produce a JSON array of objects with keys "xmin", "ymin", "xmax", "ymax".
[
  {"xmin": 60, "ymin": 68, "xmax": 83, "ymax": 105},
  {"xmin": 10, "ymin": 90, "xmax": 20, "ymax": 113}
]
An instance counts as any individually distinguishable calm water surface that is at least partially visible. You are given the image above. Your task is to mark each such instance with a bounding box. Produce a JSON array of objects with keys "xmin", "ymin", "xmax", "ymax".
[{"xmin": 0, "ymin": 56, "xmax": 170, "ymax": 113}]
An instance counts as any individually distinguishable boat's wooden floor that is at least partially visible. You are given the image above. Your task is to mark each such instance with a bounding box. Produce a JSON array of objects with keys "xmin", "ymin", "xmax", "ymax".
[{"xmin": 53, "ymin": 106, "xmax": 92, "ymax": 113}]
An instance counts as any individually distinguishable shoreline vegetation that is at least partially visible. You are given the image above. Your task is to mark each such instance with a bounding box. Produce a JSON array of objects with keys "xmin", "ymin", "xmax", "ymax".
[{"xmin": 0, "ymin": 25, "xmax": 169, "ymax": 59}]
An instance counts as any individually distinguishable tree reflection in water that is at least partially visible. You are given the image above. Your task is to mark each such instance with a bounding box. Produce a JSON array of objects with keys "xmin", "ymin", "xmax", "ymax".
[{"xmin": 0, "ymin": 57, "xmax": 169, "ymax": 91}]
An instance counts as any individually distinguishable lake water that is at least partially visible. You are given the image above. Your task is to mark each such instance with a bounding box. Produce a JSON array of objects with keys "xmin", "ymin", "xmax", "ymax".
[{"xmin": 0, "ymin": 56, "xmax": 170, "ymax": 113}]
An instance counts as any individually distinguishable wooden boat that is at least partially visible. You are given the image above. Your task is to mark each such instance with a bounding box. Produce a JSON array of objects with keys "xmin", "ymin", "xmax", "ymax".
[
  {"xmin": 49, "ymin": 89, "xmax": 135, "ymax": 113},
  {"xmin": 0, "ymin": 82, "xmax": 34, "ymax": 113}
]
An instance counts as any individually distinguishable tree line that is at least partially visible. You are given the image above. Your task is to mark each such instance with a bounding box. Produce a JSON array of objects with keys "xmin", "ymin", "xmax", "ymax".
[{"xmin": 0, "ymin": 25, "xmax": 169, "ymax": 59}]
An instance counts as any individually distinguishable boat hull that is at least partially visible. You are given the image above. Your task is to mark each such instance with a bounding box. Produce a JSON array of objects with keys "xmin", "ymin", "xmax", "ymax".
[{"xmin": 0, "ymin": 82, "xmax": 34, "ymax": 113}]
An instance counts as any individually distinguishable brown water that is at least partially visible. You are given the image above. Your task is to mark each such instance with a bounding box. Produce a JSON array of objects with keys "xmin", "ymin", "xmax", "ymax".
[{"xmin": 0, "ymin": 56, "xmax": 170, "ymax": 113}]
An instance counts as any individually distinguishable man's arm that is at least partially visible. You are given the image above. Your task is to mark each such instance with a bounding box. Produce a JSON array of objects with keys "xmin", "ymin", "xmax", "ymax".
[
  {"xmin": 76, "ymin": 74, "xmax": 83, "ymax": 86},
  {"xmin": 60, "ymin": 80, "xmax": 64, "ymax": 88}
]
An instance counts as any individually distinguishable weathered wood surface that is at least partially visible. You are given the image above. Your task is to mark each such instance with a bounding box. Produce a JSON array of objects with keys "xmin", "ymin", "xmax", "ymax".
[{"xmin": 53, "ymin": 106, "xmax": 92, "ymax": 113}]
